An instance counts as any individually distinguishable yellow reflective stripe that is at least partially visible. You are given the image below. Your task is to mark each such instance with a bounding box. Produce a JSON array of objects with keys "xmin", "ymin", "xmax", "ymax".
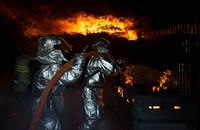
[{"xmin": 15, "ymin": 65, "xmax": 30, "ymax": 72}]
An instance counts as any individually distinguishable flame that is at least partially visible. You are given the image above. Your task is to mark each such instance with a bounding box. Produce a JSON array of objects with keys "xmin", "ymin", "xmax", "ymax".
[
  {"xmin": 152, "ymin": 69, "xmax": 172, "ymax": 92},
  {"xmin": 0, "ymin": 1, "xmax": 138, "ymax": 40},
  {"xmin": 125, "ymin": 76, "xmax": 134, "ymax": 85},
  {"xmin": 56, "ymin": 12, "xmax": 137, "ymax": 40},
  {"xmin": 159, "ymin": 69, "xmax": 172, "ymax": 87}
]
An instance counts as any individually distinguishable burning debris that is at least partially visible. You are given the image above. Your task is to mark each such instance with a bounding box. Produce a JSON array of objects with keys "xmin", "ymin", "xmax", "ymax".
[
  {"xmin": 115, "ymin": 64, "xmax": 178, "ymax": 94},
  {"xmin": 152, "ymin": 69, "xmax": 173, "ymax": 92}
]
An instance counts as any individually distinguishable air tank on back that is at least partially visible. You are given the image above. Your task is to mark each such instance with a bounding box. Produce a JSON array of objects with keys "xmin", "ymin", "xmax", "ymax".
[{"xmin": 13, "ymin": 55, "xmax": 31, "ymax": 99}]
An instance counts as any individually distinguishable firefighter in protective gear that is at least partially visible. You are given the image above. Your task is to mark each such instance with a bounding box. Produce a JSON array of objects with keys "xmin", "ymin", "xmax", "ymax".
[
  {"xmin": 28, "ymin": 34, "xmax": 85, "ymax": 130},
  {"xmin": 79, "ymin": 38, "xmax": 120, "ymax": 130}
]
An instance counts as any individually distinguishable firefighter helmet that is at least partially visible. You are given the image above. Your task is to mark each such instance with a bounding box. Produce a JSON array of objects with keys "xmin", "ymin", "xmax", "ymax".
[
  {"xmin": 37, "ymin": 34, "xmax": 72, "ymax": 56},
  {"xmin": 92, "ymin": 38, "xmax": 110, "ymax": 53}
]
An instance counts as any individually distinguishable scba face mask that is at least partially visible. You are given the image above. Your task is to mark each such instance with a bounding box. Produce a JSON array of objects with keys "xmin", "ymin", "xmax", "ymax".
[
  {"xmin": 54, "ymin": 44, "xmax": 73, "ymax": 61},
  {"xmin": 92, "ymin": 38, "xmax": 110, "ymax": 53}
]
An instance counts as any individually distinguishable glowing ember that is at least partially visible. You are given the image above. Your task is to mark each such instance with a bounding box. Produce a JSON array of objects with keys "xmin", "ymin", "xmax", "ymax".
[{"xmin": 125, "ymin": 76, "xmax": 134, "ymax": 85}]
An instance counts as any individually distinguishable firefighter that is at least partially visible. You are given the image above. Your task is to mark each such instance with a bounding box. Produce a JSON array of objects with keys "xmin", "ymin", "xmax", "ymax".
[
  {"xmin": 28, "ymin": 34, "xmax": 85, "ymax": 130},
  {"xmin": 79, "ymin": 38, "xmax": 122, "ymax": 130}
]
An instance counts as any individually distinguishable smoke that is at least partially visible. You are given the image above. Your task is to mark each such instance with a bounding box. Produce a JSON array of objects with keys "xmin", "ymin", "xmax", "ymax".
[
  {"xmin": 0, "ymin": 0, "xmax": 71, "ymax": 36},
  {"xmin": 124, "ymin": 63, "xmax": 162, "ymax": 85}
]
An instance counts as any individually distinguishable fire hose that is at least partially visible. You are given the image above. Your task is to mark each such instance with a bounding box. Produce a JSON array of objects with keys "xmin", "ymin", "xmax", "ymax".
[{"xmin": 29, "ymin": 51, "xmax": 100, "ymax": 130}]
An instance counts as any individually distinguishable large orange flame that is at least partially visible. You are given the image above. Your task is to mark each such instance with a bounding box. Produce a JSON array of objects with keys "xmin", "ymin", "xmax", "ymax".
[
  {"xmin": 0, "ymin": 1, "xmax": 138, "ymax": 40},
  {"xmin": 55, "ymin": 12, "xmax": 137, "ymax": 40}
]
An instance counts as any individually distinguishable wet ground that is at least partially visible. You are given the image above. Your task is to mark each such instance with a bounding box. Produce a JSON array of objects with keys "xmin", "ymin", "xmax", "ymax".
[{"xmin": 0, "ymin": 75, "xmax": 124, "ymax": 130}]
